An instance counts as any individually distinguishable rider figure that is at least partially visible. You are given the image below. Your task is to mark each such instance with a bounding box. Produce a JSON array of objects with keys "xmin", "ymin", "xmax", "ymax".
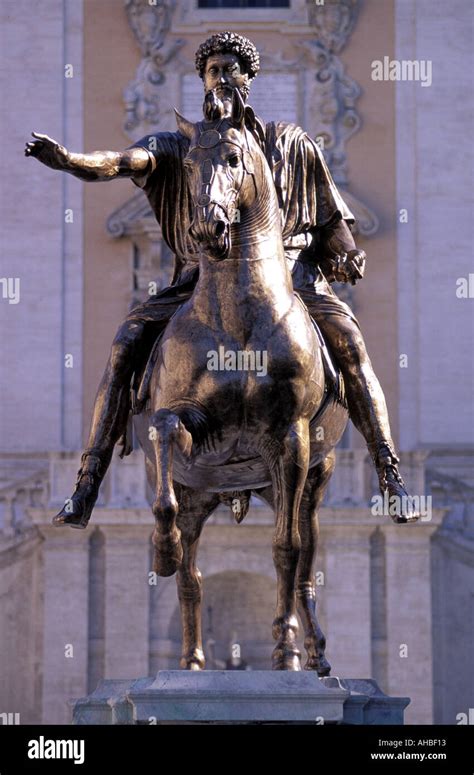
[{"xmin": 25, "ymin": 32, "xmax": 416, "ymax": 526}]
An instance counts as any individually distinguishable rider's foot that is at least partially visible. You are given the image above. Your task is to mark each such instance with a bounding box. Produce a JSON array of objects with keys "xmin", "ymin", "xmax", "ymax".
[
  {"xmin": 52, "ymin": 454, "xmax": 103, "ymax": 529},
  {"xmin": 371, "ymin": 441, "xmax": 420, "ymax": 524}
]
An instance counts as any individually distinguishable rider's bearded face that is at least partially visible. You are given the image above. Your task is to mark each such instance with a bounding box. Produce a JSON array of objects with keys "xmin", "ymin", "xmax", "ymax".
[{"xmin": 203, "ymin": 53, "xmax": 250, "ymax": 101}]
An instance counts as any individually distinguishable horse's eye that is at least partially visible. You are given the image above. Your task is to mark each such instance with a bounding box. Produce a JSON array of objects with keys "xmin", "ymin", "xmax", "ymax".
[{"xmin": 228, "ymin": 154, "xmax": 241, "ymax": 168}]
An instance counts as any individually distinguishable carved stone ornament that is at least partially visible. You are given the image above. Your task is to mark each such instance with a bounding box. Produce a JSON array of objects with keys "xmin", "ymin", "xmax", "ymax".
[
  {"xmin": 107, "ymin": 191, "xmax": 174, "ymax": 305},
  {"xmin": 306, "ymin": 0, "xmax": 360, "ymax": 54},
  {"xmin": 303, "ymin": 0, "xmax": 378, "ymax": 236},
  {"xmin": 123, "ymin": 0, "xmax": 184, "ymax": 140},
  {"xmin": 301, "ymin": 39, "xmax": 360, "ymax": 187},
  {"xmin": 339, "ymin": 189, "xmax": 379, "ymax": 238}
]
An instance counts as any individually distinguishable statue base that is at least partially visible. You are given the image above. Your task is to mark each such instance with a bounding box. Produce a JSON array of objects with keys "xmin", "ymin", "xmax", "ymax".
[{"xmin": 72, "ymin": 672, "xmax": 410, "ymax": 725}]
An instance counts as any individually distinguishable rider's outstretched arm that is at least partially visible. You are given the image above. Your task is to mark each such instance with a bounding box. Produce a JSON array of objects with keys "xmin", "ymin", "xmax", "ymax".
[{"xmin": 25, "ymin": 132, "xmax": 151, "ymax": 182}]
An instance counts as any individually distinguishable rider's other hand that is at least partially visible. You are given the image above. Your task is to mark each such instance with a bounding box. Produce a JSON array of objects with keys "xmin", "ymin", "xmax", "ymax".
[
  {"xmin": 346, "ymin": 249, "xmax": 366, "ymax": 284},
  {"xmin": 327, "ymin": 250, "xmax": 366, "ymax": 284},
  {"xmin": 328, "ymin": 253, "xmax": 350, "ymax": 283},
  {"xmin": 24, "ymin": 132, "xmax": 69, "ymax": 171}
]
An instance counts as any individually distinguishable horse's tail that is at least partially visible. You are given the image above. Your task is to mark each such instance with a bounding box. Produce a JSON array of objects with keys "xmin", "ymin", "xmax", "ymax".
[{"xmin": 149, "ymin": 408, "xmax": 193, "ymax": 576}]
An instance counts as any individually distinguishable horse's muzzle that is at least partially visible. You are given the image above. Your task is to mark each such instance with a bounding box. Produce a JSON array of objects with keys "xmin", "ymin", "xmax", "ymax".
[{"xmin": 189, "ymin": 215, "xmax": 231, "ymax": 259}]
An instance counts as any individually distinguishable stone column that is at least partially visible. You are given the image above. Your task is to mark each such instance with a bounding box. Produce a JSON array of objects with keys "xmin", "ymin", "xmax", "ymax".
[
  {"xmin": 100, "ymin": 514, "xmax": 151, "ymax": 679},
  {"xmin": 320, "ymin": 510, "xmax": 375, "ymax": 677},
  {"xmin": 326, "ymin": 450, "xmax": 369, "ymax": 506},
  {"xmin": 31, "ymin": 520, "xmax": 90, "ymax": 725},
  {"xmin": 383, "ymin": 511, "xmax": 444, "ymax": 724}
]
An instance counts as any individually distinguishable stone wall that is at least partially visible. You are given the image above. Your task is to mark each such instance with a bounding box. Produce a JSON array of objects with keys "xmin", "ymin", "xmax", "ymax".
[
  {"xmin": 1, "ymin": 0, "xmax": 472, "ymax": 728},
  {"xmin": 0, "ymin": 0, "xmax": 84, "ymax": 453}
]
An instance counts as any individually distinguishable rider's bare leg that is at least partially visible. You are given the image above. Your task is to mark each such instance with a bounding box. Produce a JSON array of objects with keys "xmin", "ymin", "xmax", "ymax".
[
  {"xmin": 312, "ymin": 311, "xmax": 418, "ymax": 523},
  {"xmin": 53, "ymin": 320, "xmax": 147, "ymax": 528},
  {"xmin": 52, "ymin": 274, "xmax": 199, "ymax": 529}
]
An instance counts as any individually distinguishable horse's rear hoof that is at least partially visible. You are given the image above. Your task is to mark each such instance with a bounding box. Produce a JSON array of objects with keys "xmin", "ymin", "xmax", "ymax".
[{"xmin": 304, "ymin": 656, "xmax": 331, "ymax": 676}]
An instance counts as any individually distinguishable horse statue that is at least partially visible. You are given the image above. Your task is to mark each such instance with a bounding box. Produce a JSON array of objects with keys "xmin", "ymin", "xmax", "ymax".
[{"xmin": 134, "ymin": 91, "xmax": 348, "ymax": 673}]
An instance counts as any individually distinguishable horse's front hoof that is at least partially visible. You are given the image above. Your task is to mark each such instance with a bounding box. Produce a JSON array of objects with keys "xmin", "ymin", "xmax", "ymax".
[
  {"xmin": 180, "ymin": 649, "xmax": 205, "ymax": 670},
  {"xmin": 272, "ymin": 648, "xmax": 302, "ymax": 671},
  {"xmin": 152, "ymin": 528, "xmax": 183, "ymax": 577}
]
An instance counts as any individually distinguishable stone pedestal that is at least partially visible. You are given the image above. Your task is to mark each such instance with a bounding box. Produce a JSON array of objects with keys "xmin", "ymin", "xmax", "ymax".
[
  {"xmin": 101, "ymin": 524, "xmax": 151, "ymax": 679},
  {"xmin": 383, "ymin": 517, "xmax": 443, "ymax": 724},
  {"xmin": 34, "ymin": 525, "xmax": 90, "ymax": 725},
  {"xmin": 321, "ymin": 518, "xmax": 374, "ymax": 676},
  {"xmin": 72, "ymin": 671, "xmax": 410, "ymax": 725}
]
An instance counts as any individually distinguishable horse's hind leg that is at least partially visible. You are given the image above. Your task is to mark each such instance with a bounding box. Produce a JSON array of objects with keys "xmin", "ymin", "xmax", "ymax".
[
  {"xmin": 150, "ymin": 408, "xmax": 193, "ymax": 577},
  {"xmin": 296, "ymin": 451, "xmax": 335, "ymax": 676},
  {"xmin": 267, "ymin": 419, "xmax": 310, "ymax": 671},
  {"xmin": 175, "ymin": 485, "xmax": 220, "ymax": 670}
]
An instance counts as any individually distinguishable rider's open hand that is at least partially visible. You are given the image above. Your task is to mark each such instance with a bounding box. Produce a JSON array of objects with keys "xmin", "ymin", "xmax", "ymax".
[{"xmin": 24, "ymin": 132, "xmax": 70, "ymax": 171}]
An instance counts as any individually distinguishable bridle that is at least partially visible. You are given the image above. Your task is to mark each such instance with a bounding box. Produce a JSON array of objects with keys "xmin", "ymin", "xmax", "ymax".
[{"xmin": 185, "ymin": 118, "xmax": 256, "ymax": 225}]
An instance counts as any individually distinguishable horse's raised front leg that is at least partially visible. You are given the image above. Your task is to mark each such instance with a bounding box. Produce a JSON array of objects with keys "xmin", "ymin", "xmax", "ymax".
[
  {"xmin": 268, "ymin": 419, "xmax": 310, "ymax": 671},
  {"xmin": 150, "ymin": 409, "xmax": 193, "ymax": 577},
  {"xmin": 296, "ymin": 452, "xmax": 335, "ymax": 676},
  {"xmin": 175, "ymin": 485, "xmax": 220, "ymax": 670}
]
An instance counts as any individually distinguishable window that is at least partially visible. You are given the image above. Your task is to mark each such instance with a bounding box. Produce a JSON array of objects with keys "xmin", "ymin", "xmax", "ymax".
[{"xmin": 198, "ymin": 0, "xmax": 290, "ymax": 8}]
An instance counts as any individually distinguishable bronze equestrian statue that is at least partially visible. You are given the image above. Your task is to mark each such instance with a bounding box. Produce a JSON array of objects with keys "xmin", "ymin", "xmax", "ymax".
[
  {"xmin": 25, "ymin": 32, "xmax": 417, "ymax": 672},
  {"xmin": 133, "ymin": 89, "xmax": 349, "ymax": 671}
]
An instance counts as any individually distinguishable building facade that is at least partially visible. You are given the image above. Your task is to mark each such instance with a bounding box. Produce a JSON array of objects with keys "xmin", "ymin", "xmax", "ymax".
[{"xmin": 0, "ymin": 0, "xmax": 473, "ymax": 725}]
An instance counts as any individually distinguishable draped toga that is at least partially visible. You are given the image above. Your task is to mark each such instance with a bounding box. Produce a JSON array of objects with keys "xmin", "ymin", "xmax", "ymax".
[{"xmin": 130, "ymin": 115, "xmax": 354, "ymax": 284}]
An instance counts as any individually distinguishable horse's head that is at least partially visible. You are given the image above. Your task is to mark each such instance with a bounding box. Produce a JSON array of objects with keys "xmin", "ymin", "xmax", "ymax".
[{"xmin": 176, "ymin": 89, "xmax": 258, "ymax": 260}]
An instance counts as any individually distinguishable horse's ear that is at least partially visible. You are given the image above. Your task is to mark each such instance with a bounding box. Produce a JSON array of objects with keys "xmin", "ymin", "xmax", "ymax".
[
  {"xmin": 231, "ymin": 88, "xmax": 246, "ymax": 129},
  {"xmin": 174, "ymin": 109, "xmax": 194, "ymax": 140}
]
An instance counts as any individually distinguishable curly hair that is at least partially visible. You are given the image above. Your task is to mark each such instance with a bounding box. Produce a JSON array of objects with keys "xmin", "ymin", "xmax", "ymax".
[{"xmin": 195, "ymin": 31, "xmax": 260, "ymax": 81}]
